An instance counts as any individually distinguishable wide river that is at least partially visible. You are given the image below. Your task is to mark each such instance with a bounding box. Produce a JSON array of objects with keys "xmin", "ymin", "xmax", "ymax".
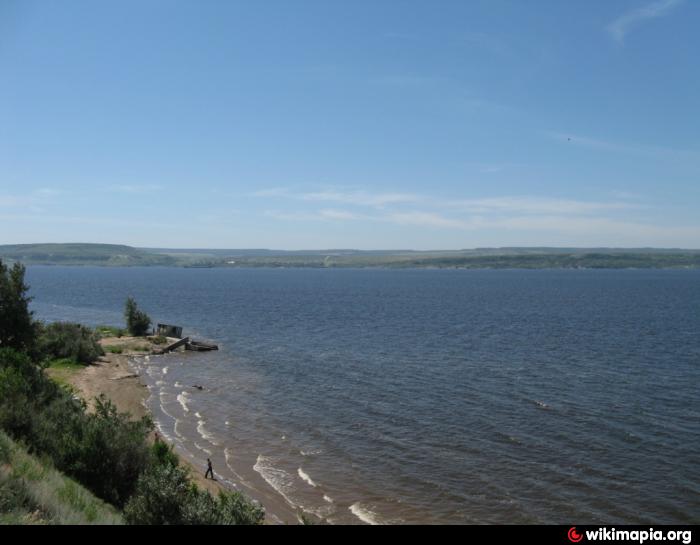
[{"xmin": 26, "ymin": 267, "xmax": 700, "ymax": 524}]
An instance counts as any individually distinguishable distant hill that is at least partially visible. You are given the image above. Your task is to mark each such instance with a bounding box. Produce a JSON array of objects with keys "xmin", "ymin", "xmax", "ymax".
[
  {"xmin": 1, "ymin": 243, "xmax": 699, "ymax": 269},
  {"xmin": 0, "ymin": 243, "xmax": 176, "ymax": 266}
]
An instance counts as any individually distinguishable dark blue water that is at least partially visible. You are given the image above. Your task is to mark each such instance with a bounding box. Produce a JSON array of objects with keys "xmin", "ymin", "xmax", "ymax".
[{"xmin": 26, "ymin": 267, "xmax": 700, "ymax": 524}]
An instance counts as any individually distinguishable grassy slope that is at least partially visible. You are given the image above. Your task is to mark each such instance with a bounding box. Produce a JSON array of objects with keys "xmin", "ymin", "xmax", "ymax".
[{"xmin": 0, "ymin": 431, "xmax": 123, "ymax": 525}]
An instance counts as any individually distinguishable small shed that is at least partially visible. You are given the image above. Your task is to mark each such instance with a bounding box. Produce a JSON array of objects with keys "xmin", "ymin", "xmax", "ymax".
[{"xmin": 157, "ymin": 323, "xmax": 183, "ymax": 339}]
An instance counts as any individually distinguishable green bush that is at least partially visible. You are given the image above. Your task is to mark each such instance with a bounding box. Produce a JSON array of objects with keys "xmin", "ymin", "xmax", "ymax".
[
  {"xmin": 0, "ymin": 260, "xmax": 37, "ymax": 354},
  {"xmin": 0, "ymin": 430, "xmax": 124, "ymax": 525},
  {"xmin": 124, "ymin": 297, "xmax": 151, "ymax": 337},
  {"xmin": 0, "ymin": 348, "xmax": 58, "ymax": 439},
  {"xmin": 37, "ymin": 322, "xmax": 104, "ymax": 364},
  {"xmin": 151, "ymin": 440, "xmax": 179, "ymax": 469},
  {"xmin": 32, "ymin": 395, "xmax": 154, "ymax": 508},
  {"xmin": 0, "ymin": 349, "xmax": 153, "ymax": 509},
  {"xmin": 123, "ymin": 463, "xmax": 264, "ymax": 525}
]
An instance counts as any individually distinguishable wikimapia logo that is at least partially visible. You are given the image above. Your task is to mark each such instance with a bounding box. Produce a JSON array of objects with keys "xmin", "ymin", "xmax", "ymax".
[
  {"xmin": 566, "ymin": 527, "xmax": 692, "ymax": 545},
  {"xmin": 569, "ymin": 527, "xmax": 584, "ymax": 543}
]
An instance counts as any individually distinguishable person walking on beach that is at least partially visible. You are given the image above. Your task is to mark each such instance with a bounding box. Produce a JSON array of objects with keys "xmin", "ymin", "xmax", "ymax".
[{"xmin": 205, "ymin": 458, "xmax": 214, "ymax": 480}]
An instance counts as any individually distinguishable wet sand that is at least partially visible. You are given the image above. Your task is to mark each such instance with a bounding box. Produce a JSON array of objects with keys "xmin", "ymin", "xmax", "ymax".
[{"xmin": 57, "ymin": 336, "xmax": 297, "ymax": 523}]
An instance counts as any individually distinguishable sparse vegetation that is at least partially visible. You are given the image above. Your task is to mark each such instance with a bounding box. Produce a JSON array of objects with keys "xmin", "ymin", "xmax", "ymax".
[
  {"xmin": 96, "ymin": 325, "xmax": 126, "ymax": 338},
  {"xmin": 45, "ymin": 358, "xmax": 84, "ymax": 389}
]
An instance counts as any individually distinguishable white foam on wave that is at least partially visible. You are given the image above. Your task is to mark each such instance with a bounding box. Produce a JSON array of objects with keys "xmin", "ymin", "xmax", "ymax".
[
  {"xmin": 300, "ymin": 449, "xmax": 323, "ymax": 457},
  {"xmin": 349, "ymin": 503, "xmax": 381, "ymax": 525},
  {"xmin": 158, "ymin": 393, "xmax": 176, "ymax": 421},
  {"xmin": 174, "ymin": 381, "xmax": 182, "ymax": 388},
  {"xmin": 253, "ymin": 455, "xmax": 297, "ymax": 508},
  {"xmin": 174, "ymin": 419, "xmax": 185, "ymax": 439},
  {"xmin": 177, "ymin": 392, "xmax": 190, "ymax": 413},
  {"xmin": 323, "ymin": 494, "xmax": 334, "ymax": 504},
  {"xmin": 194, "ymin": 442, "xmax": 213, "ymax": 456},
  {"xmin": 155, "ymin": 423, "xmax": 175, "ymax": 444},
  {"xmin": 224, "ymin": 448, "xmax": 255, "ymax": 489},
  {"xmin": 297, "ymin": 468, "xmax": 318, "ymax": 488},
  {"xmin": 197, "ymin": 420, "xmax": 220, "ymax": 446},
  {"xmin": 162, "ymin": 366, "xmax": 168, "ymax": 375},
  {"xmin": 195, "ymin": 412, "xmax": 202, "ymax": 419}
]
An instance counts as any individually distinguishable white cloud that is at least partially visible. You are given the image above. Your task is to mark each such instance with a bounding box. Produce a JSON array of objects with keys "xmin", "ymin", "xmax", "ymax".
[
  {"xmin": 447, "ymin": 197, "xmax": 642, "ymax": 215},
  {"xmin": 607, "ymin": 0, "xmax": 684, "ymax": 43},
  {"xmin": 319, "ymin": 209, "xmax": 364, "ymax": 220},
  {"xmin": 301, "ymin": 190, "xmax": 422, "ymax": 208},
  {"xmin": 253, "ymin": 185, "xmax": 700, "ymax": 246},
  {"xmin": 385, "ymin": 211, "xmax": 471, "ymax": 229},
  {"xmin": 108, "ymin": 184, "xmax": 164, "ymax": 194},
  {"xmin": 250, "ymin": 187, "xmax": 290, "ymax": 198},
  {"xmin": 0, "ymin": 195, "xmax": 24, "ymax": 207}
]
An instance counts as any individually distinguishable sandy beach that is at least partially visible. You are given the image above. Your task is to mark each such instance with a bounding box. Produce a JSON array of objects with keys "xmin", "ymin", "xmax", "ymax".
[{"xmin": 50, "ymin": 335, "xmax": 298, "ymax": 524}]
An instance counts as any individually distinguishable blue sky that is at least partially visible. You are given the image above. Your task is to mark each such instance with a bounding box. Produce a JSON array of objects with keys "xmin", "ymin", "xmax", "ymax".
[{"xmin": 1, "ymin": 0, "xmax": 698, "ymax": 249}]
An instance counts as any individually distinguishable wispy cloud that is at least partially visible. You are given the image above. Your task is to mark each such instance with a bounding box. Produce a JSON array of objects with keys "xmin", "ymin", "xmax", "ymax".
[
  {"xmin": 108, "ymin": 184, "xmax": 164, "ymax": 194},
  {"xmin": 0, "ymin": 188, "xmax": 63, "ymax": 209},
  {"xmin": 301, "ymin": 190, "xmax": 422, "ymax": 208},
  {"xmin": 318, "ymin": 209, "xmax": 365, "ymax": 220},
  {"xmin": 256, "ymin": 186, "xmax": 641, "ymax": 216},
  {"xmin": 546, "ymin": 131, "xmax": 699, "ymax": 160},
  {"xmin": 253, "ymin": 185, "xmax": 699, "ymax": 245},
  {"xmin": 386, "ymin": 212, "xmax": 471, "ymax": 229},
  {"xmin": 251, "ymin": 187, "xmax": 290, "ymax": 198},
  {"xmin": 607, "ymin": 0, "xmax": 684, "ymax": 43},
  {"xmin": 447, "ymin": 197, "xmax": 643, "ymax": 215}
]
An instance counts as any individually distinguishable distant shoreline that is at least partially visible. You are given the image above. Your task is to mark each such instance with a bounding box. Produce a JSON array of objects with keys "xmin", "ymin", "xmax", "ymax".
[{"xmin": 3, "ymin": 243, "xmax": 700, "ymax": 269}]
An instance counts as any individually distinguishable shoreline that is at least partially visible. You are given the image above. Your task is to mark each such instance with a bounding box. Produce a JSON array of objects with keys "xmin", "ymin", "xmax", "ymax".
[{"xmin": 55, "ymin": 335, "xmax": 299, "ymax": 525}]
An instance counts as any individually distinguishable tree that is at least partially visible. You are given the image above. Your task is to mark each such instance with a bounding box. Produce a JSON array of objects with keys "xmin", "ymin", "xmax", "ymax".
[
  {"xmin": 124, "ymin": 297, "xmax": 151, "ymax": 337},
  {"xmin": 0, "ymin": 260, "xmax": 36, "ymax": 353}
]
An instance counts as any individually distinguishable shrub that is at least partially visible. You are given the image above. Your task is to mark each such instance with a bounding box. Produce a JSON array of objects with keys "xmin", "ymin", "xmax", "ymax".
[
  {"xmin": 0, "ymin": 349, "xmax": 153, "ymax": 509},
  {"xmin": 37, "ymin": 322, "xmax": 104, "ymax": 364},
  {"xmin": 123, "ymin": 463, "xmax": 264, "ymax": 525},
  {"xmin": 34, "ymin": 395, "xmax": 154, "ymax": 508},
  {"xmin": 151, "ymin": 440, "xmax": 179, "ymax": 469},
  {"xmin": 124, "ymin": 297, "xmax": 151, "ymax": 337},
  {"xmin": 0, "ymin": 348, "xmax": 57, "ymax": 439},
  {"xmin": 123, "ymin": 463, "xmax": 194, "ymax": 525}
]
